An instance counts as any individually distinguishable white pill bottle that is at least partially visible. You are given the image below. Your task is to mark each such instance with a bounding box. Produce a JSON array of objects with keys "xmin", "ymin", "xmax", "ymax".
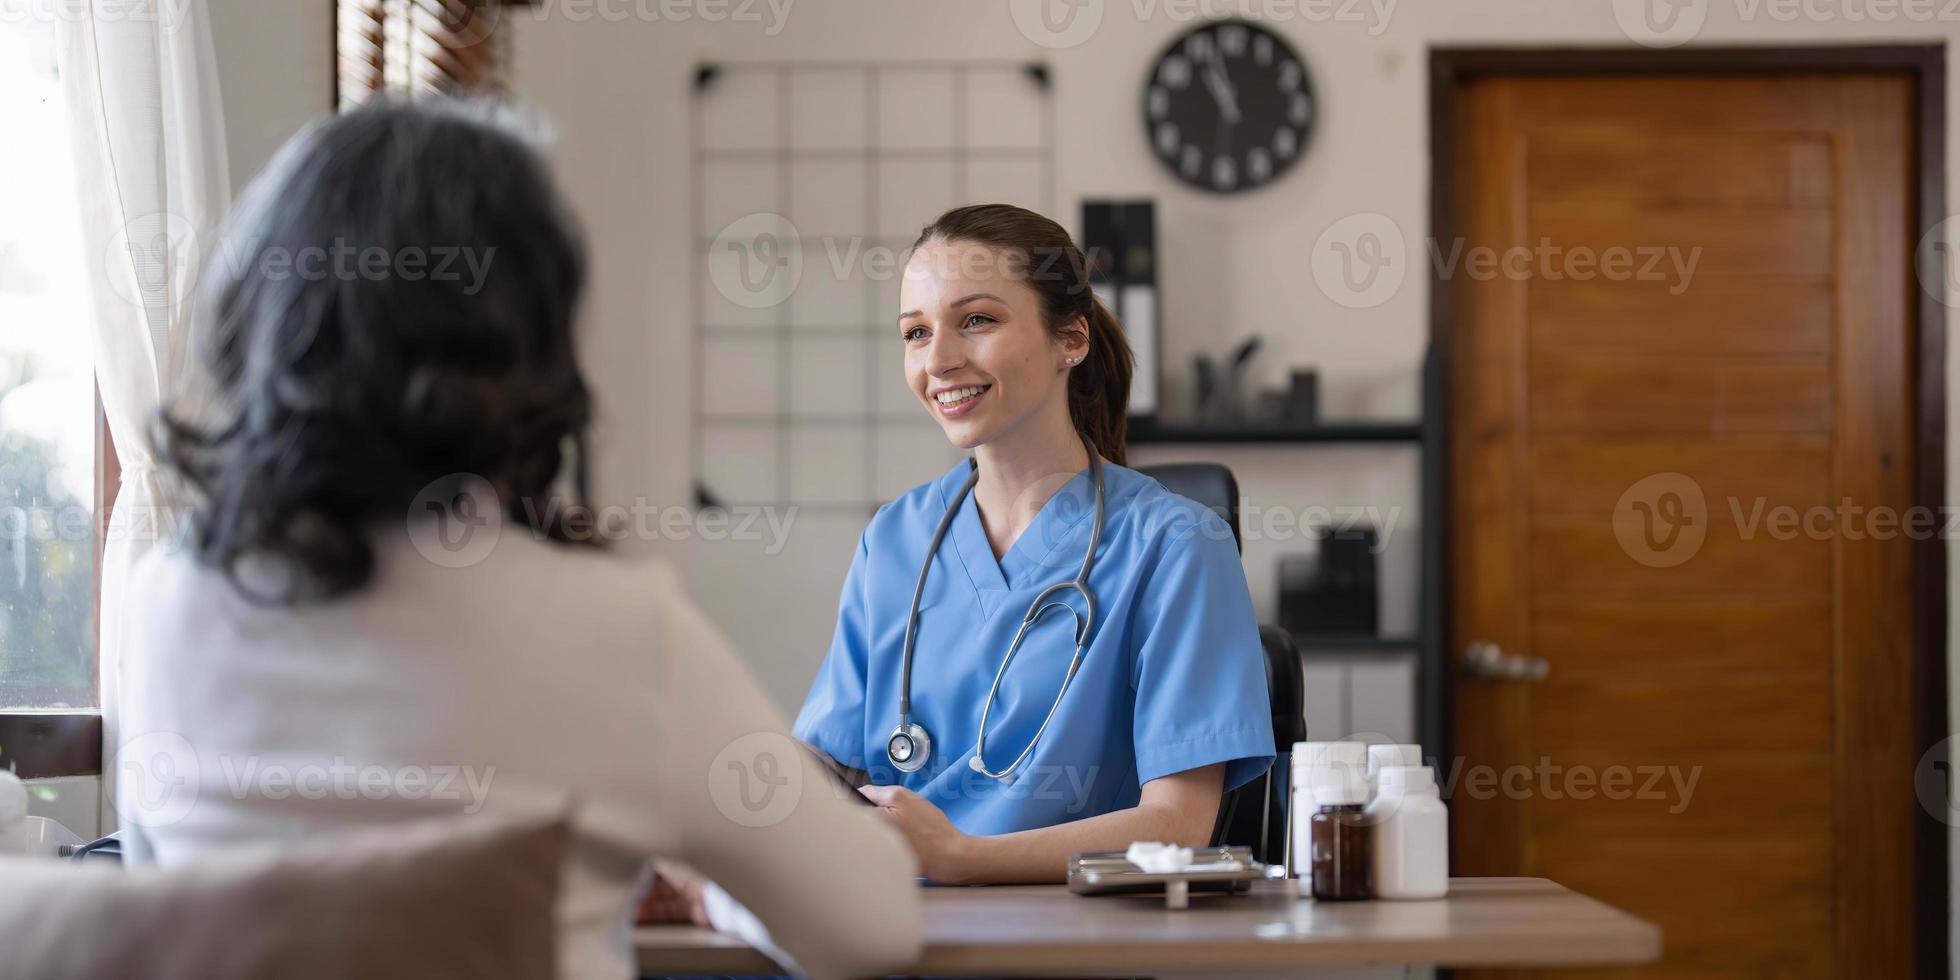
[
  {"xmin": 1364, "ymin": 765, "xmax": 1448, "ymax": 899},
  {"xmin": 0, "ymin": 769, "xmax": 28, "ymax": 856},
  {"xmin": 1289, "ymin": 741, "xmax": 1366, "ymax": 891}
]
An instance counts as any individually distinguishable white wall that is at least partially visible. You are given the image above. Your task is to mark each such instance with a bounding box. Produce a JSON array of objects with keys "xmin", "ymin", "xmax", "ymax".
[
  {"xmin": 205, "ymin": 0, "xmax": 332, "ymax": 184},
  {"xmin": 504, "ymin": 1, "xmax": 1956, "ymax": 725},
  {"xmin": 196, "ymin": 1, "xmax": 1955, "ymax": 964},
  {"xmin": 496, "ymin": 2, "xmax": 1957, "ymax": 965}
]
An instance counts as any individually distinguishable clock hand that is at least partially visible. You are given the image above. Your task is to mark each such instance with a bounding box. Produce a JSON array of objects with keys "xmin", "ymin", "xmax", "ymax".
[{"xmin": 1201, "ymin": 55, "xmax": 1241, "ymax": 125}]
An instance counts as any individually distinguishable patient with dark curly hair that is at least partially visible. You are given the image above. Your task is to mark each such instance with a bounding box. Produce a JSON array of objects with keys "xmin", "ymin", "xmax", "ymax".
[{"xmin": 118, "ymin": 100, "xmax": 919, "ymax": 980}]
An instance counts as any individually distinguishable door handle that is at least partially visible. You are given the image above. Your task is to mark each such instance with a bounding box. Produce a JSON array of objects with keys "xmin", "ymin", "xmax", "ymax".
[{"xmin": 1463, "ymin": 641, "xmax": 1549, "ymax": 681}]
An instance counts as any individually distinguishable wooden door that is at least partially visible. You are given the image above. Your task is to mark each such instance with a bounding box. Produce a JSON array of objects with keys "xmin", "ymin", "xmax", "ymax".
[{"xmin": 1448, "ymin": 74, "xmax": 1918, "ymax": 978}]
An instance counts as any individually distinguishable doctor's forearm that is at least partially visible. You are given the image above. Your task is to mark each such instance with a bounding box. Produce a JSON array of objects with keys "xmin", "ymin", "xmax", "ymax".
[{"xmin": 955, "ymin": 800, "xmax": 1212, "ymax": 885}]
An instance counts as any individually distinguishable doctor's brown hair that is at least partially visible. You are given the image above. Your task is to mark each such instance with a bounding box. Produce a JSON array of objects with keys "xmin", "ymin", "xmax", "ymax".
[{"xmin": 912, "ymin": 204, "xmax": 1135, "ymax": 466}]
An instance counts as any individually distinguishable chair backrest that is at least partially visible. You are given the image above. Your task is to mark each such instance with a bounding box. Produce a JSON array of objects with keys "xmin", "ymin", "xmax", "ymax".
[
  {"xmin": 1136, "ymin": 462, "xmax": 1303, "ymax": 864},
  {"xmin": 0, "ymin": 813, "xmax": 564, "ymax": 980},
  {"xmin": 1135, "ymin": 462, "xmax": 1241, "ymax": 553}
]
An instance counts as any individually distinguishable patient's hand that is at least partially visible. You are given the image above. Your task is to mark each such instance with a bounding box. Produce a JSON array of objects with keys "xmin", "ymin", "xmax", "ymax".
[
  {"xmin": 859, "ymin": 783, "xmax": 974, "ymax": 884},
  {"xmin": 635, "ymin": 859, "xmax": 711, "ymax": 927}
]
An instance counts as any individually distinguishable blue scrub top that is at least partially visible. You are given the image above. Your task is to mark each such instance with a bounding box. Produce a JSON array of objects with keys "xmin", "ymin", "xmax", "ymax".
[{"xmin": 793, "ymin": 458, "xmax": 1276, "ymax": 837}]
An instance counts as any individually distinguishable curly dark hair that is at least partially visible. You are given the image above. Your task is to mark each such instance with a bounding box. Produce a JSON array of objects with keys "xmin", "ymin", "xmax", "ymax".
[{"xmin": 160, "ymin": 100, "xmax": 595, "ymax": 603}]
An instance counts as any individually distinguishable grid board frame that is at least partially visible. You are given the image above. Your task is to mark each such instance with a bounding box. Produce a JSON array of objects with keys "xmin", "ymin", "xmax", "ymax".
[{"xmin": 690, "ymin": 61, "xmax": 1056, "ymax": 512}]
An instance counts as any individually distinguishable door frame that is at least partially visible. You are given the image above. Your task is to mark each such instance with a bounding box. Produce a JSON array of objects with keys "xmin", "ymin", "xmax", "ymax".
[{"xmin": 1424, "ymin": 44, "xmax": 1948, "ymax": 978}]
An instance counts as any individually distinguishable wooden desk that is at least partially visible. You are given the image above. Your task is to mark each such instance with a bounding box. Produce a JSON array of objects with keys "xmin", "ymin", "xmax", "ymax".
[{"xmin": 634, "ymin": 877, "xmax": 1661, "ymax": 976}]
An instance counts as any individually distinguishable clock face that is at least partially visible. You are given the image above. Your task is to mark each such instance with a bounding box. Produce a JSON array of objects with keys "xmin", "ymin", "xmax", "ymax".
[{"xmin": 1141, "ymin": 20, "xmax": 1314, "ymax": 194}]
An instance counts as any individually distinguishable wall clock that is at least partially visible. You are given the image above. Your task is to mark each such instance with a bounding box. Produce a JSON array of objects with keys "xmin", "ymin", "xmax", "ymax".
[{"xmin": 1142, "ymin": 20, "xmax": 1314, "ymax": 194}]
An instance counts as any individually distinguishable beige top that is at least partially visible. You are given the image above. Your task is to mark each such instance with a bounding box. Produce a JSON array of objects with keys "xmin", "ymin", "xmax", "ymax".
[{"xmin": 118, "ymin": 516, "xmax": 921, "ymax": 980}]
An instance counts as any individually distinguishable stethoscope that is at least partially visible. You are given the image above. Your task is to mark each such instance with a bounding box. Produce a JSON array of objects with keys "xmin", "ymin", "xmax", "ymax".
[{"xmin": 887, "ymin": 444, "xmax": 1105, "ymax": 782}]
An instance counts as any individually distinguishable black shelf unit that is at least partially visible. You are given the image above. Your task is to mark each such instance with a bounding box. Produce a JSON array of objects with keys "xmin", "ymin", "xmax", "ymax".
[
  {"xmin": 1126, "ymin": 349, "xmax": 1444, "ymax": 757},
  {"xmin": 1291, "ymin": 633, "xmax": 1420, "ymax": 653},
  {"xmin": 1128, "ymin": 418, "xmax": 1422, "ymax": 445}
]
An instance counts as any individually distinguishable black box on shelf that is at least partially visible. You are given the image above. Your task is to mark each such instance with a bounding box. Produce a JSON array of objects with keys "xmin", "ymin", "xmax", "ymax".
[{"xmin": 1278, "ymin": 526, "xmax": 1379, "ymax": 637}]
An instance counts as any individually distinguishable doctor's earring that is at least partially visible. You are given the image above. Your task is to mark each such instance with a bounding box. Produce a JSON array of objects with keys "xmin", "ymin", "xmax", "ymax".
[{"xmin": 1064, "ymin": 355, "xmax": 1082, "ymax": 365}]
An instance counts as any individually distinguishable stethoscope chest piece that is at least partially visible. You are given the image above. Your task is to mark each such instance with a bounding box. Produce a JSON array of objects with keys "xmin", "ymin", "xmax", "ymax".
[{"xmin": 887, "ymin": 721, "xmax": 931, "ymax": 773}]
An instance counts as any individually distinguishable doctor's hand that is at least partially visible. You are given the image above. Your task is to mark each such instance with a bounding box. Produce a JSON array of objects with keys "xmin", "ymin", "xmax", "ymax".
[{"xmin": 859, "ymin": 784, "xmax": 975, "ymax": 884}]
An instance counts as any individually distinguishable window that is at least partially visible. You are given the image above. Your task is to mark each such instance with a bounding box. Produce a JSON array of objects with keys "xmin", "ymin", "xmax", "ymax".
[
  {"xmin": 337, "ymin": 0, "xmax": 515, "ymax": 109},
  {"xmin": 0, "ymin": 18, "xmax": 97, "ymax": 713}
]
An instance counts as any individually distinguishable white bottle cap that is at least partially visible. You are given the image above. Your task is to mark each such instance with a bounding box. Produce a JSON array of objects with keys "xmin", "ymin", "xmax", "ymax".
[
  {"xmin": 1306, "ymin": 765, "xmax": 1367, "ymax": 806},
  {"xmin": 1291, "ymin": 741, "xmax": 1366, "ymax": 778},
  {"xmin": 1377, "ymin": 765, "xmax": 1438, "ymax": 794},
  {"xmin": 1367, "ymin": 744, "xmax": 1423, "ymax": 777}
]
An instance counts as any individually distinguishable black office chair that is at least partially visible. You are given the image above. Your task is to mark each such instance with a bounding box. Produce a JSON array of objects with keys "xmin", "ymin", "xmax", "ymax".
[{"xmin": 1137, "ymin": 463, "xmax": 1307, "ymax": 866}]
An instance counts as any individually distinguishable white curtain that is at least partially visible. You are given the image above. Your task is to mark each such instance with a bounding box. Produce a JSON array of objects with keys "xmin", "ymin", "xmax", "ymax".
[{"xmin": 57, "ymin": 0, "xmax": 231, "ymax": 832}]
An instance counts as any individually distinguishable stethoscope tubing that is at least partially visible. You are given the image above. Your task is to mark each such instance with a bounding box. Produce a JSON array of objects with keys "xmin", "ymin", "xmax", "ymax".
[{"xmin": 892, "ymin": 443, "xmax": 1105, "ymax": 780}]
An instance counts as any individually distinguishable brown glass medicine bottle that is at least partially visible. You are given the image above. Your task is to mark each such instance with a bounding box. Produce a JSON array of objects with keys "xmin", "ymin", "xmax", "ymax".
[{"xmin": 1308, "ymin": 801, "xmax": 1374, "ymax": 901}]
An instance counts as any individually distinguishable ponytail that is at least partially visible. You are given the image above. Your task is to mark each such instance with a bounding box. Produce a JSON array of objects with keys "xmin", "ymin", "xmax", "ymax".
[
  {"xmin": 1074, "ymin": 294, "xmax": 1133, "ymax": 466},
  {"xmin": 912, "ymin": 203, "xmax": 1136, "ymax": 465}
]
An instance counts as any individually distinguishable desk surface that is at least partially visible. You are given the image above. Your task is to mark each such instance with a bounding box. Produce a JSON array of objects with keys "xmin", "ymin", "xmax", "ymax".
[{"xmin": 634, "ymin": 877, "xmax": 1661, "ymax": 977}]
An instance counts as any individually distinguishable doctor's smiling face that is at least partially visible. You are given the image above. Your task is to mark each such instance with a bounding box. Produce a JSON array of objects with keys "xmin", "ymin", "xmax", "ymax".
[{"xmin": 898, "ymin": 237, "xmax": 1087, "ymax": 452}]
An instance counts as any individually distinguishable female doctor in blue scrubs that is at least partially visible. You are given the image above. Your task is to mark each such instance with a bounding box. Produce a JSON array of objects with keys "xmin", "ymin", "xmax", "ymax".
[{"xmin": 793, "ymin": 203, "xmax": 1275, "ymax": 885}]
